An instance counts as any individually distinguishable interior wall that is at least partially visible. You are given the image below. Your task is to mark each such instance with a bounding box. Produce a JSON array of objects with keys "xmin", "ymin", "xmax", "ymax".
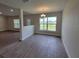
[
  {"xmin": 7, "ymin": 15, "xmax": 30, "ymax": 31},
  {"xmin": 19, "ymin": 9, "xmax": 34, "ymax": 40},
  {"xmin": 23, "ymin": 15, "xmax": 34, "ymax": 26},
  {"xmin": 24, "ymin": 11, "xmax": 62, "ymax": 36},
  {"xmin": 22, "ymin": 25, "xmax": 34, "ymax": 40},
  {"xmin": 62, "ymin": 0, "xmax": 79, "ymax": 57},
  {"xmin": 7, "ymin": 16, "xmax": 20, "ymax": 31},
  {"xmin": 0, "ymin": 15, "xmax": 8, "ymax": 31}
]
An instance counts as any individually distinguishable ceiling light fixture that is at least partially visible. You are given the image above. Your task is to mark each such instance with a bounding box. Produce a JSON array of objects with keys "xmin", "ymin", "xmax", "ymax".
[
  {"xmin": 41, "ymin": 9, "xmax": 46, "ymax": 18},
  {"xmin": 10, "ymin": 9, "xmax": 14, "ymax": 12},
  {"xmin": 0, "ymin": 12, "xmax": 2, "ymax": 14},
  {"xmin": 41, "ymin": 13, "xmax": 46, "ymax": 18}
]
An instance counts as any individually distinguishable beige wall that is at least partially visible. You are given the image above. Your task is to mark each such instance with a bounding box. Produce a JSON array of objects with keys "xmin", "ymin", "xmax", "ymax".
[
  {"xmin": 62, "ymin": 0, "xmax": 79, "ymax": 57},
  {"xmin": 7, "ymin": 16, "xmax": 20, "ymax": 31},
  {"xmin": 23, "ymin": 15, "xmax": 34, "ymax": 26},
  {"xmin": 7, "ymin": 15, "xmax": 30, "ymax": 31},
  {"xmin": 0, "ymin": 15, "xmax": 21, "ymax": 31},
  {"xmin": 0, "ymin": 15, "xmax": 8, "ymax": 31},
  {"xmin": 24, "ymin": 11, "xmax": 62, "ymax": 36}
]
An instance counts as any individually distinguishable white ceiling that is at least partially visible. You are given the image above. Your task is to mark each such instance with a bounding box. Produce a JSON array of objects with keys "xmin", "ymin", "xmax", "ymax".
[
  {"xmin": 0, "ymin": 0, "xmax": 68, "ymax": 14},
  {"xmin": 0, "ymin": 3, "xmax": 29, "ymax": 16},
  {"xmin": 0, "ymin": 3, "xmax": 20, "ymax": 16}
]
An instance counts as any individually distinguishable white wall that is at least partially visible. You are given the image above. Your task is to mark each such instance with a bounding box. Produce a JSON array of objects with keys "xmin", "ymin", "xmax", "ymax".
[
  {"xmin": 62, "ymin": 0, "xmax": 79, "ymax": 58},
  {"xmin": 20, "ymin": 9, "xmax": 34, "ymax": 40},
  {"xmin": 0, "ymin": 15, "xmax": 8, "ymax": 31},
  {"xmin": 22, "ymin": 25, "xmax": 34, "ymax": 40}
]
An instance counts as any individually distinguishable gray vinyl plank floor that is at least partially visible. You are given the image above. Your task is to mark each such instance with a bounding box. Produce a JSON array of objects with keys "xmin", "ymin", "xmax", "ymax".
[{"xmin": 0, "ymin": 32, "xmax": 68, "ymax": 58}]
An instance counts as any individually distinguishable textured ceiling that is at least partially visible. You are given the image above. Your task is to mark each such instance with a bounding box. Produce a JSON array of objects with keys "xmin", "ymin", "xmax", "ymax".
[
  {"xmin": 0, "ymin": 0, "xmax": 68, "ymax": 14},
  {"xmin": 0, "ymin": 3, "xmax": 20, "ymax": 16},
  {"xmin": 0, "ymin": 3, "xmax": 30, "ymax": 16}
]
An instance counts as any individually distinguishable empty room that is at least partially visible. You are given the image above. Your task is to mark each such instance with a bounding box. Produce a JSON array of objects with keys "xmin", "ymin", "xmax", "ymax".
[{"xmin": 0, "ymin": 0, "xmax": 79, "ymax": 58}]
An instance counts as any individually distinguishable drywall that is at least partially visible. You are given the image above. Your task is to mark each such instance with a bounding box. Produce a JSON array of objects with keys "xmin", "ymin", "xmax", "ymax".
[
  {"xmin": 23, "ymin": 15, "xmax": 33, "ymax": 26},
  {"xmin": 7, "ymin": 16, "xmax": 32, "ymax": 31},
  {"xmin": 7, "ymin": 16, "xmax": 20, "ymax": 31},
  {"xmin": 22, "ymin": 25, "xmax": 34, "ymax": 40},
  {"xmin": 24, "ymin": 11, "xmax": 62, "ymax": 36},
  {"xmin": 0, "ymin": 15, "xmax": 8, "ymax": 31},
  {"xmin": 0, "ymin": 15, "xmax": 21, "ymax": 31},
  {"xmin": 62, "ymin": 0, "xmax": 79, "ymax": 57},
  {"xmin": 20, "ymin": 9, "xmax": 34, "ymax": 40}
]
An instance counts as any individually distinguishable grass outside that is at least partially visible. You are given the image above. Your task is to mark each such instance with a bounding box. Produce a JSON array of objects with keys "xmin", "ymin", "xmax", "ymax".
[{"xmin": 40, "ymin": 24, "xmax": 56, "ymax": 31}]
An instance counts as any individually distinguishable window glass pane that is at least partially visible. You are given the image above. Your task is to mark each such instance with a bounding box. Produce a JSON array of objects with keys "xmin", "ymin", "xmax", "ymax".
[
  {"xmin": 43, "ymin": 18, "xmax": 47, "ymax": 30},
  {"xmin": 48, "ymin": 17, "xmax": 57, "ymax": 31},
  {"xmin": 40, "ymin": 18, "xmax": 43, "ymax": 30},
  {"xmin": 40, "ymin": 18, "xmax": 47, "ymax": 30},
  {"xmin": 39, "ymin": 16, "xmax": 57, "ymax": 31},
  {"xmin": 13, "ymin": 19, "xmax": 20, "ymax": 28}
]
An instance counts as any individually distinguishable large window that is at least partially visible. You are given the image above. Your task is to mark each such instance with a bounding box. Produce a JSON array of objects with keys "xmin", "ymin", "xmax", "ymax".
[
  {"xmin": 40, "ymin": 16, "xmax": 57, "ymax": 31},
  {"xmin": 13, "ymin": 19, "xmax": 20, "ymax": 28}
]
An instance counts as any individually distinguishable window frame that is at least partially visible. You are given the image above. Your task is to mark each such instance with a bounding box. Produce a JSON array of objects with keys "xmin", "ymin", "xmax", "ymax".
[
  {"xmin": 13, "ymin": 19, "xmax": 20, "ymax": 29},
  {"xmin": 39, "ymin": 16, "xmax": 57, "ymax": 32}
]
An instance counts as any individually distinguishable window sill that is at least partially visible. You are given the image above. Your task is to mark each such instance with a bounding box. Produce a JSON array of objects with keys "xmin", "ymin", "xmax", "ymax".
[{"xmin": 39, "ymin": 30, "xmax": 56, "ymax": 32}]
